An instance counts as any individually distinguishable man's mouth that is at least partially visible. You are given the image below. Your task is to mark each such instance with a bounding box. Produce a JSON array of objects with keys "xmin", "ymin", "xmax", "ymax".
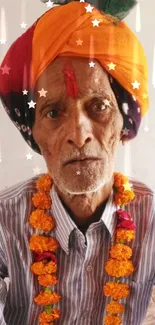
[{"xmin": 66, "ymin": 158, "xmax": 101, "ymax": 165}]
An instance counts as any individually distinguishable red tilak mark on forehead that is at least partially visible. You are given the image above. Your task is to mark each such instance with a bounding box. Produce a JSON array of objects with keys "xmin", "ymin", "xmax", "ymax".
[{"xmin": 63, "ymin": 61, "xmax": 79, "ymax": 98}]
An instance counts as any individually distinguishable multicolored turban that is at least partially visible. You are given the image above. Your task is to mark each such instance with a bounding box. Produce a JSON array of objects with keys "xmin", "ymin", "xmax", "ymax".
[{"xmin": 0, "ymin": 1, "xmax": 149, "ymax": 155}]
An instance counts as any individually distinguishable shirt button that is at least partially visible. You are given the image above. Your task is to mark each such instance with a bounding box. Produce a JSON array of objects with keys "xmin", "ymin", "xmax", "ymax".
[{"xmin": 86, "ymin": 265, "xmax": 92, "ymax": 272}]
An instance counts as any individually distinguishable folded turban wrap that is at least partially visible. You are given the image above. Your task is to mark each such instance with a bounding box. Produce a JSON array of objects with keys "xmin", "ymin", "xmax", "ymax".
[{"xmin": 0, "ymin": 1, "xmax": 149, "ymax": 155}]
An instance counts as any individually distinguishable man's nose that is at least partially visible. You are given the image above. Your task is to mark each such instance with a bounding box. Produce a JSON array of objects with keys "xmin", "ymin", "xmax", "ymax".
[{"xmin": 66, "ymin": 112, "xmax": 94, "ymax": 148}]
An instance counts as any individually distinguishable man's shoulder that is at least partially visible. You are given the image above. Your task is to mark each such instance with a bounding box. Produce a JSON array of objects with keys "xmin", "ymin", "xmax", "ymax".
[
  {"xmin": 128, "ymin": 176, "xmax": 155, "ymax": 197},
  {"xmin": 0, "ymin": 173, "xmax": 43, "ymax": 202}
]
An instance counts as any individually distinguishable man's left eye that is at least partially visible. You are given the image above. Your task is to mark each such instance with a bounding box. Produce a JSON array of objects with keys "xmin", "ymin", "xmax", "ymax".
[{"xmin": 92, "ymin": 102, "xmax": 107, "ymax": 112}]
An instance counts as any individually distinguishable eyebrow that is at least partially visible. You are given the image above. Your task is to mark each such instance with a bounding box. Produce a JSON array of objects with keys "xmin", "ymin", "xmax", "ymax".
[{"xmin": 38, "ymin": 92, "xmax": 111, "ymax": 114}]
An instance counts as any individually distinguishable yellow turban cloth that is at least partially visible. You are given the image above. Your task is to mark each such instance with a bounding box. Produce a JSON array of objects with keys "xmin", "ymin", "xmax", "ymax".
[{"xmin": 31, "ymin": 2, "xmax": 149, "ymax": 116}]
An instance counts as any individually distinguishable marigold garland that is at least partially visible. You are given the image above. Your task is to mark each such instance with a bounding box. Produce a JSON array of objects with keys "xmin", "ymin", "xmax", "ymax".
[{"xmin": 28, "ymin": 172, "xmax": 136, "ymax": 324}]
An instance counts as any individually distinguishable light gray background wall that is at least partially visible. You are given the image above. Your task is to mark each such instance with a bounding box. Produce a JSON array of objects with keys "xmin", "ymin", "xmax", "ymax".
[{"xmin": 0, "ymin": 0, "xmax": 154, "ymax": 190}]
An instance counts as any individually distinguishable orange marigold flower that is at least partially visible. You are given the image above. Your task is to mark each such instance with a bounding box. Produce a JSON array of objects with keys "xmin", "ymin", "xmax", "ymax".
[
  {"xmin": 29, "ymin": 235, "xmax": 59, "ymax": 252},
  {"xmin": 114, "ymin": 172, "xmax": 128, "ymax": 188},
  {"xmin": 105, "ymin": 259, "xmax": 134, "ymax": 277},
  {"xmin": 114, "ymin": 190, "xmax": 135, "ymax": 207},
  {"xmin": 103, "ymin": 282, "xmax": 130, "ymax": 300},
  {"xmin": 106, "ymin": 300, "xmax": 124, "ymax": 315},
  {"xmin": 29, "ymin": 209, "xmax": 55, "ymax": 232},
  {"xmin": 39, "ymin": 309, "xmax": 60, "ymax": 322},
  {"xmin": 37, "ymin": 174, "xmax": 53, "ymax": 193},
  {"xmin": 30, "ymin": 260, "xmax": 57, "ymax": 275},
  {"xmin": 109, "ymin": 244, "xmax": 132, "ymax": 260},
  {"xmin": 104, "ymin": 314, "xmax": 122, "ymax": 325},
  {"xmin": 116, "ymin": 229, "xmax": 135, "ymax": 242},
  {"xmin": 34, "ymin": 291, "xmax": 61, "ymax": 305},
  {"xmin": 32, "ymin": 192, "xmax": 52, "ymax": 209},
  {"xmin": 38, "ymin": 274, "xmax": 58, "ymax": 286}
]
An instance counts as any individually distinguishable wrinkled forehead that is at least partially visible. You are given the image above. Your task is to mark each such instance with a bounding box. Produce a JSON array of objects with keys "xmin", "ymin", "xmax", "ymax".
[{"xmin": 35, "ymin": 56, "xmax": 113, "ymax": 101}]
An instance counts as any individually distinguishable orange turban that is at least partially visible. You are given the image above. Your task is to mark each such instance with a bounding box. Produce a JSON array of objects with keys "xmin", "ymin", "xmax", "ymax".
[{"xmin": 0, "ymin": 1, "xmax": 149, "ymax": 154}]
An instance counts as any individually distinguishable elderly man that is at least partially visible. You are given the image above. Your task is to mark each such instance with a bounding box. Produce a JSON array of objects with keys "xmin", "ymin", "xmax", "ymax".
[{"xmin": 0, "ymin": 1, "xmax": 154, "ymax": 325}]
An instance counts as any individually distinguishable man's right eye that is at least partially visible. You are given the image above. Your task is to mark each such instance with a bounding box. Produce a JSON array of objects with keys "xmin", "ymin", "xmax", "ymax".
[{"xmin": 46, "ymin": 108, "xmax": 60, "ymax": 119}]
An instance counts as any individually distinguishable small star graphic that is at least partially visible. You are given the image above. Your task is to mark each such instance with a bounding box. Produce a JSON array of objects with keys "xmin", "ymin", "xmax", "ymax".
[
  {"xmin": 0, "ymin": 64, "xmax": 11, "ymax": 75},
  {"xmin": 92, "ymin": 19, "xmax": 100, "ymax": 27},
  {"xmin": 123, "ymin": 182, "xmax": 132, "ymax": 191},
  {"xmin": 28, "ymin": 100, "xmax": 36, "ymax": 109},
  {"xmin": 131, "ymin": 80, "xmax": 140, "ymax": 89},
  {"xmin": 23, "ymin": 89, "xmax": 28, "ymax": 95},
  {"xmin": 76, "ymin": 39, "xmax": 83, "ymax": 46},
  {"xmin": 80, "ymin": 0, "xmax": 85, "ymax": 2},
  {"xmin": 26, "ymin": 153, "xmax": 33, "ymax": 160},
  {"xmin": 144, "ymin": 126, "xmax": 149, "ymax": 132},
  {"xmin": 137, "ymin": 107, "xmax": 140, "ymax": 113},
  {"xmin": 0, "ymin": 39, "xmax": 6, "ymax": 44},
  {"xmin": 94, "ymin": 78, "xmax": 99, "ymax": 84},
  {"xmin": 107, "ymin": 62, "xmax": 116, "ymax": 70},
  {"xmin": 142, "ymin": 93, "xmax": 148, "ymax": 99},
  {"xmin": 20, "ymin": 22, "xmax": 27, "ymax": 29},
  {"xmin": 122, "ymin": 127, "xmax": 130, "ymax": 136},
  {"xmin": 85, "ymin": 4, "xmax": 94, "ymax": 13},
  {"xmin": 38, "ymin": 88, "xmax": 48, "ymax": 97},
  {"xmin": 33, "ymin": 167, "xmax": 42, "ymax": 175},
  {"xmin": 89, "ymin": 61, "xmax": 95, "ymax": 68},
  {"xmin": 76, "ymin": 171, "xmax": 81, "ymax": 175},
  {"xmin": 103, "ymin": 99, "xmax": 111, "ymax": 107},
  {"xmin": 46, "ymin": 0, "xmax": 54, "ymax": 8}
]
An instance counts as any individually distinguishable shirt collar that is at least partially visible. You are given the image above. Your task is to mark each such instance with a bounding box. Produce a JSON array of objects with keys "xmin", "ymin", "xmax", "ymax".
[{"xmin": 50, "ymin": 185, "xmax": 119, "ymax": 255}]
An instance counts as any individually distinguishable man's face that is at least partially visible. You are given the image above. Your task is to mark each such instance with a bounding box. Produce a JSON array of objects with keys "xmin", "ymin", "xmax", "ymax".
[{"xmin": 32, "ymin": 56, "xmax": 123, "ymax": 195}]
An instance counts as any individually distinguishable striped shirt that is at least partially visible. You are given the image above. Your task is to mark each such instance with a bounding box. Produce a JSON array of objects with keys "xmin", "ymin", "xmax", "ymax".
[{"xmin": 0, "ymin": 174, "xmax": 155, "ymax": 325}]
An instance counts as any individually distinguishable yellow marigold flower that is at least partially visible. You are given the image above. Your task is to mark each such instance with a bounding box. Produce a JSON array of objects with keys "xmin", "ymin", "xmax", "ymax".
[
  {"xmin": 38, "ymin": 274, "xmax": 58, "ymax": 286},
  {"xmin": 104, "ymin": 314, "xmax": 122, "ymax": 325},
  {"xmin": 109, "ymin": 244, "xmax": 132, "ymax": 260},
  {"xmin": 39, "ymin": 309, "xmax": 60, "ymax": 322},
  {"xmin": 106, "ymin": 300, "xmax": 124, "ymax": 315},
  {"xmin": 34, "ymin": 291, "xmax": 61, "ymax": 305},
  {"xmin": 114, "ymin": 190, "xmax": 135, "ymax": 206},
  {"xmin": 104, "ymin": 282, "xmax": 130, "ymax": 300},
  {"xmin": 30, "ymin": 261, "xmax": 57, "ymax": 275},
  {"xmin": 29, "ymin": 209, "xmax": 55, "ymax": 232},
  {"xmin": 32, "ymin": 192, "xmax": 52, "ymax": 209},
  {"xmin": 29, "ymin": 235, "xmax": 59, "ymax": 252},
  {"xmin": 116, "ymin": 229, "xmax": 135, "ymax": 242},
  {"xmin": 37, "ymin": 174, "xmax": 53, "ymax": 193},
  {"xmin": 105, "ymin": 259, "xmax": 134, "ymax": 277}
]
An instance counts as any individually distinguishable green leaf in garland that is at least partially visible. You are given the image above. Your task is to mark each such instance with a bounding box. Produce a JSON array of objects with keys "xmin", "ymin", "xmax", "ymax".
[
  {"xmin": 44, "ymin": 287, "xmax": 52, "ymax": 294},
  {"xmin": 44, "ymin": 304, "xmax": 53, "ymax": 314}
]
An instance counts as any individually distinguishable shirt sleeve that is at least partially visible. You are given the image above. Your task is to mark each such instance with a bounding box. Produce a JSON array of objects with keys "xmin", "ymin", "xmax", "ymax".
[{"xmin": 0, "ymin": 231, "xmax": 8, "ymax": 325}]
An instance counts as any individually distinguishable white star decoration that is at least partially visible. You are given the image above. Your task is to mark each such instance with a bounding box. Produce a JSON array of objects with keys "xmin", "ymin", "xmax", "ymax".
[
  {"xmin": 92, "ymin": 19, "xmax": 100, "ymax": 27},
  {"xmin": 103, "ymin": 99, "xmax": 111, "ymax": 107},
  {"xmin": 20, "ymin": 22, "xmax": 27, "ymax": 29},
  {"xmin": 89, "ymin": 61, "xmax": 95, "ymax": 68},
  {"xmin": 26, "ymin": 153, "xmax": 33, "ymax": 160},
  {"xmin": 0, "ymin": 39, "xmax": 6, "ymax": 44},
  {"xmin": 28, "ymin": 100, "xmax": 36, "ymax": 109},
  {"xmin": 144, "ymin": 126, "xmax": 149, "ymax": 132},
  {"xmin": 23, "ymin": 90, "xmax": 28, "ymax": 95},
  {"xmin": 85, "ymin": 4, "xmax": 94, "ymax": 13},
  {"xmin": 46, "ymin": 0, "xmax": 54, "ymax": 8},
  {"xmin": 76, "ymin": 171, "xmax": 81, "ymax": 175},
  {"xmin": 131, "ymin": 80, "xmax": 140, "ymax": 89}
]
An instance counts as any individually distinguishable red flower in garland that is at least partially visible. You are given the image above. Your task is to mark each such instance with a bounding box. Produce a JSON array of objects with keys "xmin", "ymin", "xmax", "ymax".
[
  {"xmin": 116, "ymin": 209, "xmax": 136, "ymax": 230},
  {"xmin": 33, "ymin": 251, "xmax": 57, "ymax": 264}
]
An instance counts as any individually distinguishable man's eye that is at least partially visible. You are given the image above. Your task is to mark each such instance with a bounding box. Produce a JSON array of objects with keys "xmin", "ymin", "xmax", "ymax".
[
  {"xmin": 46, "ymin": 108, "xmax": 60, "ymax": 119},
  {"xmin": 92, "ymin": 101, "xmax": 107, "ymax": 112}
]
